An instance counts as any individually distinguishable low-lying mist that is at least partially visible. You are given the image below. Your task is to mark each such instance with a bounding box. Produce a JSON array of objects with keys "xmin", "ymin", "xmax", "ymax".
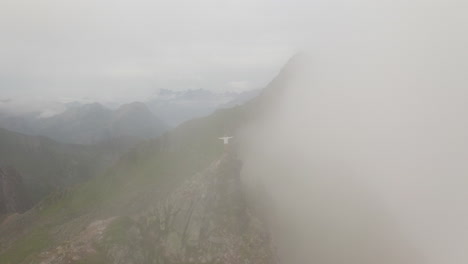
[{"xmin": 240, "ymin": 1, "xmax": 468, "ymax": 263}]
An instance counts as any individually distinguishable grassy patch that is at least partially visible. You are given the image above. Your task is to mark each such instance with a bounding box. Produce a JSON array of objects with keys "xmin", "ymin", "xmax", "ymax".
[{"xmin": 1, "ymin": 228, "xmax": 51, "ymax": 264}]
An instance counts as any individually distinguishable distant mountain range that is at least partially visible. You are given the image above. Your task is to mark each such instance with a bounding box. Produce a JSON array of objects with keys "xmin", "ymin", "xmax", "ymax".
[
  {"xmin": 0, "ymin": 102, "xmax": 166, "ymax": 145},
  {"xmin": 0, "ymin": 89, "xmax": 259, "ymax": 144},
  {"xmin": 146, "ymin": 88, "xmax": 261, "ymax": 127},
  {"xmin": 0, "ymin": 88, "xmax": 260, "ymax": 210}
]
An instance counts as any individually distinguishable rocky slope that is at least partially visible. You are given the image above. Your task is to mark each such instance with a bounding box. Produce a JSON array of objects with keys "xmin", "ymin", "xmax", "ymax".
[
  {"xmin": 0, "ymin": 103, "xmax": 256, "ymax": 263},
  {"xmin": 35, "ymin": 153, "xmax": 276, "ymax": 264}
]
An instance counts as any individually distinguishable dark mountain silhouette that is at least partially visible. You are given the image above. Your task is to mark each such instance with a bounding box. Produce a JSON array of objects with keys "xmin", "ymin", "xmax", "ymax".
[
  {"xmin": 0, "ymin": 127, "xmax": 132, "ymax": 207},
  {"xmin": 0, "ymin": 166, "xmax": 30, "ymax": 215}
]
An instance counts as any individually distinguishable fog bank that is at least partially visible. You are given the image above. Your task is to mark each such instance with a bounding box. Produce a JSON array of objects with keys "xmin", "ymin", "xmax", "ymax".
[{"xmin": 240, "ymin": 0, "xmax": 468, "ymax": 263}]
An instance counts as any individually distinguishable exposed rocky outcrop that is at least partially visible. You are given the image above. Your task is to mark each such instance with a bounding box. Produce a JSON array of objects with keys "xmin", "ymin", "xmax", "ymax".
[
  {"xmin": 112, "ymin": 153, "xmax": 276, "ymax": 264},
  {"xmin": 37, "ymin": 217, "xmax": 116, "ymax": 264},
  {"xmin": 34, "ymin": 153, "xmax": 276, "ymax": 264},
  {"xmin": 0, "ymin": 166, "xmax": 30, "ymax": 216}
]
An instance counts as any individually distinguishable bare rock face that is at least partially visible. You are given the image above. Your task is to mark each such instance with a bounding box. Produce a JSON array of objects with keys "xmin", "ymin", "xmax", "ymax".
[
  {"xmin": 37, "ymin": 217, "xmax": 117, "ymax": 264},
  {"xmin": 0, "ymin": 166, "xmax": 30, "ymax": 215},
  {"xmin": 20, "ymin": 153, "xmax": 276, "ymax": 264},
  {"xmin": 100, "ymin": 153, "xmax": 277, "ymax": 264}
]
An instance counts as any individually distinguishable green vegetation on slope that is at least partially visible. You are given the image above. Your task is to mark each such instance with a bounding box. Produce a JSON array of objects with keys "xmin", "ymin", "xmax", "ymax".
[
  {"xmin": 0, "ymin": 55, "xmax": 295, "ymax": 264},
  {"xmin": 0, "ymin": 104, "xmax": 255, "ymax": 263},
  {"xmin": 1, "ymin": 227, "xmax": 51, "ymax": 264},
  {"xmin": 0, "ymin": 127, "xmax": 131, "ymax": 204}
]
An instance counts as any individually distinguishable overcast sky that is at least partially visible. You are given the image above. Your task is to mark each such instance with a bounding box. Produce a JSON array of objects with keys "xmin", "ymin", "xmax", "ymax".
[
  {"xmin": 2, "ymin": 0, "xmax": 466, "ymax": 105},
  {"xmin": 0, "ymin": 0, "xmax": 311, "ymax": 104}
]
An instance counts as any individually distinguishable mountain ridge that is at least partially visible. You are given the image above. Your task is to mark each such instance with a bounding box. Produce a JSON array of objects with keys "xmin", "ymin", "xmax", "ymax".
[
  {"xmin": 0, "ymin": 102, "xmax": 167, "ymax": 145},
  {"xmin": 0, "ymin": 59, "xmax": 294, "ymax": 264}
]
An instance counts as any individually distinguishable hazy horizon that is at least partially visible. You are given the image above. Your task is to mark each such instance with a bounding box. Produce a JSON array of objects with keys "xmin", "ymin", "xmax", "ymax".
[{"xmin": 1, "ymin": 0, "xmax": 302, "ymax": 104}]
